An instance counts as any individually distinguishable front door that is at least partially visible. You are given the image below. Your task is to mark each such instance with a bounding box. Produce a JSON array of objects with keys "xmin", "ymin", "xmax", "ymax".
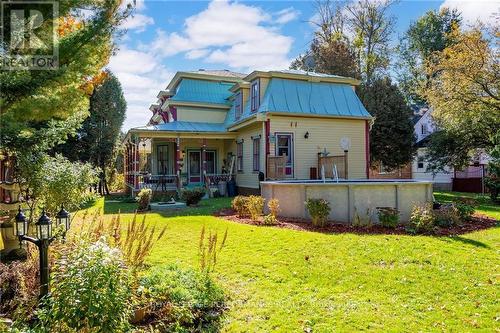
[
  {"xmin": 188, "ymin": 150, "xmax": 202, "ymax": 184},
  {"xmin": 276, "ymin": 133, "xmax": 294, "ymax": 177}
]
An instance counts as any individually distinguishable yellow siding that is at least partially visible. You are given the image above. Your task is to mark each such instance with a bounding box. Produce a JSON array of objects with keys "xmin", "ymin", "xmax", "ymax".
[
  {"xmin": 176, "ymin": 106, "xmax": 227, "ymax": 123},
  {"xmin": 226, "ymin": 122, "xmax": 265, "ymax": 189},
  {"xmin": 269, "ymin": 116, "xmax": 367, "ymax": 179},
  {"xmin": 259, "ymin": 78, "xmax": 269, "ymax": 101}
]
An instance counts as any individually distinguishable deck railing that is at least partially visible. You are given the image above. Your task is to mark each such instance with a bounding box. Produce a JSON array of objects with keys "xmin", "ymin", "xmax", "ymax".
[{"xmin": 136, "ymin": 174, "xmax": 178, "ymax": 192}]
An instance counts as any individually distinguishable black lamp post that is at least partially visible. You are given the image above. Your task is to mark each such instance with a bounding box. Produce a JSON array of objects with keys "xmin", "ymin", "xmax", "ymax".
[{"xmin": 15, "ymin": 206, "xmax": 70, "ymax": 299}]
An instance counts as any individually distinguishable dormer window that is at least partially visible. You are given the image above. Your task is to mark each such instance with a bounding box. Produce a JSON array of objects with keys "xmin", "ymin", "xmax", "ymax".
[
  {"xmin": 235, "ymin": 92, "xmax": 242, "ymax": 120},
  {"xmin": 251, "ymin": 79, "xmax": 260, "ymax": 112}
]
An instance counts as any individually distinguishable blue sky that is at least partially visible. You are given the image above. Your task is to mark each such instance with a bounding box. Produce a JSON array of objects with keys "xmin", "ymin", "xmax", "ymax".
[{"xmin": 110, "ymin": 0, "xmax": 499, "ymax": 130}]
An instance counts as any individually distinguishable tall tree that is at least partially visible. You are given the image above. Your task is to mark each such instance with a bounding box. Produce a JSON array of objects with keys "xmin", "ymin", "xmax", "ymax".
[
  {"xmin": 345, "ymin": 0, "xmax": 396, "ymax": 84},
  {"xmin": 424, "ymin": 25, "xmax": 500, "ymax": 170},
  {"xmin": 0, "ymin": 0, "xmax": 130, "ymax": 156},
  {"xmin": 397, "ymin": 8, "xmax": 461, "ymax": 105},
  {"xmin": 359, "ymin": 78, "xmax": 417, "ymax": 169},
  {"xmin": 57, "ymin": 72, "xmax": 126, "ymax": 195}
]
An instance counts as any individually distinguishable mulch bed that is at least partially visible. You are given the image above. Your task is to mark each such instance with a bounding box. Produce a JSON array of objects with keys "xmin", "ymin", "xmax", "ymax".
[{"xmin": 214, "ymin": 208, "xmax": 498, "ymax": 236}]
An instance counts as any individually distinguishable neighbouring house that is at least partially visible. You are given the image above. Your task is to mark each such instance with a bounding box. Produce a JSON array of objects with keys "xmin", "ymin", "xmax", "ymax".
[
  {"xmin": 411, "ymin": 108, "xmax": 491, "ymax": 192},
  {"xmin": 123, "ymin": 69, "xmax": 373, "ymax": 195}
]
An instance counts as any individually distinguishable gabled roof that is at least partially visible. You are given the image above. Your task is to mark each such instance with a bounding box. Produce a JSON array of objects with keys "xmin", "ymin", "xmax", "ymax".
[
  {"xmin": 169, "ymin": 79, "xmax": 235, "ymax": 105},
  {"xmin": 132, "ymin": 121, "xmax": 227, "ymax": 133},
  {"xmin": 225, "ymin": 78, "xmax": 371, "ymax": 128}
]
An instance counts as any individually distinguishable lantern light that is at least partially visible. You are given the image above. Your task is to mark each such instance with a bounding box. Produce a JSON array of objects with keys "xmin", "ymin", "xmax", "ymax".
[
  {"xmin": 56, "ymin": 205, "xmax": 70, "ymax": 232},
  {"xmin": 15, "ymin": 206, "xmax": 27, "ymax": 237},
  {"xmin": 36, "ymin": 209, "xmax": 52, "ymax": 240}
]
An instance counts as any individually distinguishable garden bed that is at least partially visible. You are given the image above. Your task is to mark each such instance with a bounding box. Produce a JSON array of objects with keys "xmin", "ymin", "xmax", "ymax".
[{"xmin": 214, "ymin": 208, "xmax": 498, "ymax": 236}]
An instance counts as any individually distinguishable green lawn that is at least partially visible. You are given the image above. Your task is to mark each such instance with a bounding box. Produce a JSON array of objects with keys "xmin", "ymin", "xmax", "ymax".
[
  {"xmin": 97, "ymin": 193, "xmax": 499, "ymax": 332},
  {"xmin": 434, "ymin": 191, "xmax": 500, "ymax": 220}
]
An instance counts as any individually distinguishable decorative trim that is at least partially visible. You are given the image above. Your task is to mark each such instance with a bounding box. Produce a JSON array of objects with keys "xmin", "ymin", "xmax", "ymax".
[
  {"xmin": 251, "ymin": 134, "xmax": 261, "ymax": 140},
  {"xmin": 235, "ymin": 139, "xmax": 244, "ymax": 144}
]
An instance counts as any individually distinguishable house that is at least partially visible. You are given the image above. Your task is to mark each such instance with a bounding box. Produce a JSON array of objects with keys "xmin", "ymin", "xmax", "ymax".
[{"xmin": 123, "ymin": 69, "xmax": 373, "ymax": 194}]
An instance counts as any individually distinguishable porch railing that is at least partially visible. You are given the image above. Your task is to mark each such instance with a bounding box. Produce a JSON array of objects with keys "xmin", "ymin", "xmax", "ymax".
[{"xmin": 136, "ymin": 174, "xmax": 178, "ymax": 192}]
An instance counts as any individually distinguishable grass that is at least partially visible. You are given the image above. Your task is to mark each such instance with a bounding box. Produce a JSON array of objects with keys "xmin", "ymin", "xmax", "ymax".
[
  {"xmin": 92, "ymin": 193, "xmax": 499, "ymax": 332},
  {"xmin": 434, "ymin": 191, "xmax": 500, "ymax": 220}
]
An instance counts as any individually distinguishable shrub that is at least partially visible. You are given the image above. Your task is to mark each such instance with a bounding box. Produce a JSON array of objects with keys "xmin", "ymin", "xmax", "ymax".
[
  {"xmin": 136, "ymin": 188, "xmax": 152, "ymax": 211},
  {"xmin": 180, "ymin": 187, "xmax": 206, "ymax": 206},
  {"xmin": 37, "ymin": 239, "xmax": 132, "ymax": 332},
  {"xmin": 231, "ymin": 196, "xmax": 249, "ymax": 217},
  {"xmin": 377, "ymin": 207, "xmax": 400, "ymax": 228},
  {"xmin": 263, "ymin": 214, "xmax": 278, "ymax": 225},
  {"xmin": 305, "ymin": 198, "xmax": 331, "ymax": 227},
  {"xmin": 136, "ymin": 264, "xmax": 225, "ymax": 332},
  {"xmin": 268, "ymin": 198, "xmax": 280, "ymax": 218},
  {"xmin": 0, "ymin": 245, "xmax": 39, "ymax": 324},
  {"xmin": 434, "ymin": 204, "xmax": 461, "ymax": 228},
  {"xmin": 454, "ymin": 202, "xmax": 475, "ymax": 221},
  {"xmin": 408, "ymin": 203, "xmax": 435, "ymax": 234},
  {"xmin": 72, "ymin": 211, "xmax": 167, "ymax": 271},
  {"xmin": 246, "ymin": 195, "xmax": 265, "ymax": 222}
]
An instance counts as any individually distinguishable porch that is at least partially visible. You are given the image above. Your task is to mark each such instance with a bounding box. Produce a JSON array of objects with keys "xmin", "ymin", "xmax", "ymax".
[{"xmin": 124, "ymin": 131, "xmax": 237, "ymax": 195}]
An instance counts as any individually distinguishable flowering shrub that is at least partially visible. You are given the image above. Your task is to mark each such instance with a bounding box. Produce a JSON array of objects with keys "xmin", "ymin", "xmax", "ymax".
[
  {"xmin": 246, "ymin": 195, "xmax": 265, "ymax": 222},
  {"xmin": 408, "ymin": 203, "xmax": 435, "ymax": 234},
  {"xmin": 377, "ymin": 207, "xmax": 400, "ymax": 228},
  {"xmin": 231, "ymin": 196, "xmax": 249, "ymax": 217},
  {"xmin": 136, "ymin": 188, "xmax": 152, "ymax": 211},
  {"xmin": 434, "ymin": 204, "xmax": 461, "ymax": 228},
  {"xmin": 305, "ymin": 198, "xmax": 331, "ymax": 227},
  {"xmin": 37, "ymin": 239, "xmax": 132, "ymax": 332}
]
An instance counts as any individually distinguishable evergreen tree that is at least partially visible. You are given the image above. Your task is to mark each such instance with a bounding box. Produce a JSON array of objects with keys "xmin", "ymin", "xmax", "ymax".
[
  {"xmin": 57, "ymin": 72, "xmax": 126, "ymax": 195},
  {"xmin": 359, "ymin": 78, "xmax": 416, "ymax": 169}
]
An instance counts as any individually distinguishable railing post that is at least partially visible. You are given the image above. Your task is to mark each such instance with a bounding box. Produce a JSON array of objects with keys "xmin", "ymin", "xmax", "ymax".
[{"xmin": 344, "ymin": 150, "xmax": 349, "ymax": 179}]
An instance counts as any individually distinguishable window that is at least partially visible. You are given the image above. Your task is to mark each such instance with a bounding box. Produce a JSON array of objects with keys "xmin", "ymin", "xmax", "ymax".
[
  {"xmin": 250, "ymin": 80, "xmax": 260, "ymax": 112},
  {"xmin": 157, "ymin": 145, "xmax": 169, "ymax": 175},
  {"xmin": 252, "ymin": 137, "xmax": 260, "ymax": 172},
  {"xmin": 417, "ymin": 156, "xmax": 424, "ymax": 169},
  {"xmin": 237, "ymin": 142, "xmax": 243, "ymax": 172},
  {"xmin": 205, "ymin": 150, "xmax": 216, "ymax": 174},
  {"xmin": 235, "ymin": 92, "xmax": 242, "ymax": 120}
]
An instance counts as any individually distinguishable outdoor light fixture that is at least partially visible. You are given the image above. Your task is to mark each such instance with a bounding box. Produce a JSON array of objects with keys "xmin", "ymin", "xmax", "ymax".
[
  {"xmin": 16, "ymin": 205, "xmax": 71, "ymax": 299},
  {"xmin": 304, "ymin": 132, "xmax": 309, "ymax": 139},
  {"xmin": 15, "ymin": 207, "xmax": 27, "ymax": 237},
  {"xmin": 56, "ymin": 205, "xmax": 71, "ymax": 232}
]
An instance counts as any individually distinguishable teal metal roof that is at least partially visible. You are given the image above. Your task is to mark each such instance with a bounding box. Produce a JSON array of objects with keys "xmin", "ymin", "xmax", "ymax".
[
  {"xmin": 169, "ymin": 78, "xmax": 234, "ymax": 105},
  {"xmin": 224, "ymin": 78, "xmax": 371, "ymax": 127},
  {"xmin": 133, "ymin": 121, "xmax": 227, "ymax": 133}
]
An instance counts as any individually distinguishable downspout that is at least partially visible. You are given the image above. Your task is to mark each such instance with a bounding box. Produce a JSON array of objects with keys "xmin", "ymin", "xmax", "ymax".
[{"xmin": 365, "ymin": 120, "xmax": 370, "ymax": 179}]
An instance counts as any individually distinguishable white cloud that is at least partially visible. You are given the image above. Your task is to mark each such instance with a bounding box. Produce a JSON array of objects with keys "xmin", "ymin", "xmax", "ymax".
[
  {"xmin": 120, "ymin": 13, "xmax": 154, "ymax": 32},
  {"xmin": 440, "ymin": 0, "xmax": 499, "ymax": 25},
  {"xmin": 149, "ymin": 0, "xmax": 294, "ymax": 71},
  {"xmin": 108, "ymin": 47, "xmax": 173, "ymax": 130},
  {"xmin": 275, "ymin": 7, "xmax": 300, "ymax": 24},
  {"xmin": 186, "ymin": 49, "xmax": 210, "ymax": 60}
]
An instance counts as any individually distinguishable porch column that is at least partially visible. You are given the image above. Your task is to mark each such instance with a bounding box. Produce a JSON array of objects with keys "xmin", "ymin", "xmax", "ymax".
[
  {"xmin": 175, "ymin": 136, "xmax": 181, "ymax": 190},
  {"xmin": 202, "ymin": 138, "xmax": 207, "ymax": 178},
  {"xmin": 134, "ymin": 141, "xmax": 139, "ymax": 190}
]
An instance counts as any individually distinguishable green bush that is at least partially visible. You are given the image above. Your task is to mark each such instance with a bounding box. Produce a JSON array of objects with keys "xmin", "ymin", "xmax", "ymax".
[
  {"xmin": 136, "ymin": 188, "xmax": 152, "ymax": 211},
  {"xmin": 245, "ymin": 195, "xmax": 265, "ymax": 222},
  {"xmin": 305, "ymin": 198, "xmax": 331, "ymax": 227},
  {"xmin": 454, "ymin": 202, "xmax": 475, "ymax": 221},
  {"xmin": 180, "ymin": 187, "xmax": 206, "ymax": 206},
  {"xmin": 434, "ymin": 204, "xmax": 461, "ymax": 228},
  {"xmin": 268, "ymin": 198, "xmax": 280, "ymax": 218},
  {"xmin": 377, "ymin": 207, "xmax": 400, "ymax": 228},
  {"xmin": 37, "ymin": 239, "xmax": 132, "ymax": 332},
  {"xmin": 408, "ymin": 203, "xmax": 436, "ymax": 234},
  {"xmin": 231, "ymin": 196, "xmax": 249, "ymax": 217},
  {"xmin": 136, "ymin": 264, "xmax": 225, "ymax": 332}
]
